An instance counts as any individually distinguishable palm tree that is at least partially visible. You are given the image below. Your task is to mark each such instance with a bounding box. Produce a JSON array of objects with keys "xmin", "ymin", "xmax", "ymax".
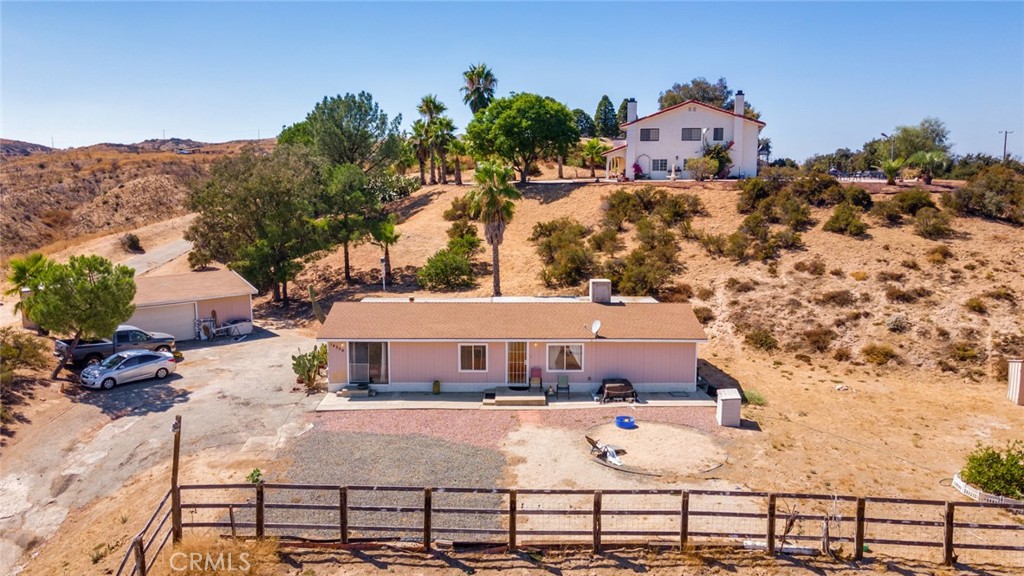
[
  {"xmin": 461, "ymin": 63, "xmax": 497, "ymax": 114},
  {"xmin": 908, "ymin": 150, "xmax": 948, "ymax": 185},
  {"xmin": 466, "ymin": 161, "xmax": 520, "ymax": 296},
  {"xmin": 430, "ymin": 116, "xmax": 456, "ymax": 185},
  {"xmin": 4, "ymin": 252, "xmax": 51, "ymax": 315},
  {"xmin": 758, "ymin": 137, "xmax": 772, "ymax": 164},
  {"xmin": 580, "ymin": 138, "xmax": 611, "ymax": 178},
  {"xmin": 370, "ymin": 214, "xmax": 401, "ymax": 284},
  {"xmin": 879, "ymin": 158, "xmax": 905, "ymax": 185},
  {"xmin": 448, "ymin": 138, "xmax": 467, "ymax": 185},
  {"xmin": 409, "ymin": 120, "xmax": 430, "ymax": 185},
  {"xmin": 418, "ymin": 95, "xmax": 447, "ymax": 184}
]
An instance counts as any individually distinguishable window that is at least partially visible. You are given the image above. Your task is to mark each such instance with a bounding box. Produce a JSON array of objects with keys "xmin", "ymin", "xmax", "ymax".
[
  {"xmin": 547, "ymin": 344, "xmax": 583, "ymax": 371},
  {"xmin": 651, "ymin": 159, "xmax": 668, "ymax": 171},
  {"xmin": 681, "ymin": 128, "xmax": 702, "ymax": 141},
  {"xmin": 713, "ymin": 127, "xmax": 724, "ymax": 141},
  {"xmin": 130, "ymin": 330, "xmax": 150, "ymax": 342},
  {"xmin": 459, "ymin": 344, "xmax": 487, "ymax": 372},
  {"xmin": 350, "ymin": 342, "xmax": 389, "ymax": 383},
  {"xmin": 640, "ymin": 128, "xmax": 659, "ymax": 141}
]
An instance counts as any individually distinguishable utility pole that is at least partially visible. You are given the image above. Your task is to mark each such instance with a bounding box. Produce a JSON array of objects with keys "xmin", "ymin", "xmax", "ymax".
[
  {"xmin": 881, "ymin": 132, "xmax": 894, "ymax": 161},
  {"xmin": 999, "ymin": 130, "xmax": 1014, "ymax": 162},
  {"xmin": 171, "ymin": 415, "xmax": 183, "ymax": 542}
]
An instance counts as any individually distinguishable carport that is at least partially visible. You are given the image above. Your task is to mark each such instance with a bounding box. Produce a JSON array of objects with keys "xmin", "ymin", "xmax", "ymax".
[{"xmin": 128, "ymin": 269, "xmax": 258, "ymax": 341}]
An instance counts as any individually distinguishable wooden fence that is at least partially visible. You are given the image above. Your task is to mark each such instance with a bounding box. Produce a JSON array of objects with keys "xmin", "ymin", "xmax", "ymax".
[{"xmin": 116, "ymin": 483, "xmax": 1024, "ymax": 575}]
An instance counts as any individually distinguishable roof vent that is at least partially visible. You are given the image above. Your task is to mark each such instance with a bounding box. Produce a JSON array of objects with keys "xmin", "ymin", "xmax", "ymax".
[
  {"xmin": 409, "ymin": 297, "xmax": 415, "ymax": 303},
  {"xmin": 589, "ymin": 279, "xmax": 612, "ymax": 304}
]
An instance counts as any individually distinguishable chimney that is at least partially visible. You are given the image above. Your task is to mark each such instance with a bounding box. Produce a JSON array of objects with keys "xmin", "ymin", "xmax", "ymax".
[
  {"xmin": 589, "ymin": 279, "xmax": 612, "ymax": 304},
  {"xmin": 734, "ymin": 90, "xmax": 745, "ymax": 115},
  {"xmin": 626, "ymin": 98, "xmax": 637, "ymax": 123}
]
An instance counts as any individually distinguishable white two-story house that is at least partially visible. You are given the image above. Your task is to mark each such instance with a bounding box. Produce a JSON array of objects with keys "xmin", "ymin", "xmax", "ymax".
[{"xmin": 603, "ymin": 91, "xmax": 764, "ymax": 180}]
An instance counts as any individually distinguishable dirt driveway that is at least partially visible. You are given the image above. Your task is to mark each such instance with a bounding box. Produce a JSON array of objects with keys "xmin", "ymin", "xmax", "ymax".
[{"xmin": 0, "ymin": 327, "xmax": 320, "ymax": 574}]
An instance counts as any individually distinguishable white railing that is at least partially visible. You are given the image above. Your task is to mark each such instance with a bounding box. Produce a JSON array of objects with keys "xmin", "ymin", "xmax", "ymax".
[{"xmin": 953, "ymin": 472, "xmax": 1024, "ymax": 507}]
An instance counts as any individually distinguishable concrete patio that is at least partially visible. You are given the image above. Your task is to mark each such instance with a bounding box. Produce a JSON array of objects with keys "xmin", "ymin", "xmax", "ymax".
[{"xmin": 315, "ymin": 388, "xmax": 717, "ymax": 411}]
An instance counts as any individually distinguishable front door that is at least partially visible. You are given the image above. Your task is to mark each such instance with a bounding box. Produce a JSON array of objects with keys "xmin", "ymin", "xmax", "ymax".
[{"xmin": 507, "ymin": 342, "xmax": 527, "ymax": 384}]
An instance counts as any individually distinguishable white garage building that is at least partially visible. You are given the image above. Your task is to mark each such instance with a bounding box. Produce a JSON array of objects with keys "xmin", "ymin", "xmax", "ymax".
[{"xmin": 128, "ymin": 269, "xmax": 258, "ymax": 341}]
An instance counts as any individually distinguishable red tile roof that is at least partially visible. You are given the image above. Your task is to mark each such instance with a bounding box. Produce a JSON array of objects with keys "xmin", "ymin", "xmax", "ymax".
[
  {"xmin": 318, "ymin": 301, "xmax": 707, "ymax": 342},
  {"xmin": 601, "ymin": 144, "xmax": 627, "ymax": 156},
  {"xmin": 621, "ymin": 99, "xmax": 766, "ymax": 128}
]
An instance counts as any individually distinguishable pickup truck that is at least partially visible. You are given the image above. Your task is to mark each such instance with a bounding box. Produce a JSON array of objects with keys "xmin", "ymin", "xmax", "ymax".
[{"xmin": 55, "ymin": 325, "xmax": 177, "ymax": 366}]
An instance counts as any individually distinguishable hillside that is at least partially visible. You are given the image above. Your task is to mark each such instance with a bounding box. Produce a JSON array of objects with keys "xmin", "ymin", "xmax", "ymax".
[
  {"xmin": 0, "ymin": 138, "xmax": 272, "ymax": 258},
  {"xmin": 0, "ymin": 138, "xmax": 54, "ymax": 156}
]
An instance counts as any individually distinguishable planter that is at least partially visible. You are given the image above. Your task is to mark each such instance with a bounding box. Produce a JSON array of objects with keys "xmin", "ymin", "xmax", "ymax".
[
  {"xmin": 952, "ymin": 472, "xmax": 1024, "ymax": 506},
  {"xmin": 432, "ymin": 380, "xmax": 441, "ymax": 395}
]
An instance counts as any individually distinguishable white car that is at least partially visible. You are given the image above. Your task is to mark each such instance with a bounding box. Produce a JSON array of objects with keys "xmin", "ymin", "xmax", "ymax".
[{"xmin": 79, "ymin": 349, "xmax": 177, "ymax": 390}]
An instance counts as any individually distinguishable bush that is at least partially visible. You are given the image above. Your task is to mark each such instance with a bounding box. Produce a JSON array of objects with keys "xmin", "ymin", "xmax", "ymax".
[
  {"xmin": 588, "ymin": 227, "xmax": 622, "ymax": 255},
  {"xmin": 850, "ymin": 271, "xmax": 868, "ymax": 281},
  {"xmin": 913, "ymin": 207, "xmax": 954, "ymax": 239},
  {"xmin": 743, "ymin": 389, "xmax": 767, "ymax": 406},
  {"xmin": 775, "ymin": 193, "xmax": 813, "ymax": 230},
  {"xmin": 772, "ymin": 228, "xmax": 803, "ymax": 250},
  {"xmin": 416, "ymin": 249, "xmax": 475, "ymax": 290},
  {"xmin": 869, "ymin": 199, "xmax": 904, "ymax": 225},
  {"xmin": 926, "ymin": 245, "xmax": 953, "ymax": 264},
  {"xmin": 843, "ymin": 186, "xmax": 874, "ymax": 210},
  {"xmin": 443, "ymin": 196, "xmax": 476, "ymax": 221},
  {"xmin": 893, "ymin": 189, "xmax": 936, "ymax": 216},
  {"xmin": 744, "ymin": 328, "xmax": 779, "ymax": 352},
  {"xmin": 983, "ymin": 286, "xmax": 1017, "ymax": 305},
  {"xmin": 862, "ymin": 343, "xmax": 898, "ymax": 365},
  {"xmin": 692, "ymin": 306, "xmax": 714, "ymax": 324},
  {"xmin": 698, "ymin": 232, "xmax": 727, "ymax": 257},
  {"xmin": 877, "ymin": 271, "xmax": 906, "ymax": 283},
  {"xmin": 687, "ymin": 156, "xmax": 718, "ymax": 182},
  {"xmin": 833, "ymin": 347, "xmax": 852, "ymax": 362},
  {"xmin": 950, "ymin": 341, "xmax": 984, "ymax": 363},
  {"xmin": 530, "ymin": 217, "xmax": 595, "ymax": 288},
  {"xmin": 724, "ymin": 231, "xmax": 750, "ymax": 261},
  {"xmin": 960, "ymin": 441, "xmax": 1024, "ymax": 500},
  {"xmin": 737, "ymin": 177, "xmax": 783, "ymax": 213},
  {"xmin": 817, "ymin": 290, "xmax": 856, "ymax": 307},
  {"xmin": 823, "ymin": 202, "xmax": 868, "ymax": 236},
  {"xmin": 725, "ymin": 277, "xmax": 757, "ymax": 293},
  {"xmin": 120, "ymin": 233, "xmax": 142, "ymax": 252},
  {"xmin": 794, "ymin": 257, "xmax": 826, "ymax": 276},
  {"xmin": 965, "ymin": 296, "xmax": 988, "ymax": 315},
  {"xmin": 655, "ymin": 192, "xmax": 706, "ymax": 225},
  {"xmin": 696, "ymin": 286, "xmax": 715, "ymax": 300},
  {"xmin": 941, "ymin": 165, "xmax": 1024, "ymax": 226},
  {"xmin": 788, "ymin": 172, "xmax": 844, "ymax": 207},
  {"xmin": 886, "ymin": 314, "xmax": 911, "ymax": 333},
  {"xmin": 613, "ymin": 249, "xmax": 674, "ymax": 296},
  {"xmin": 802, "ymin": 325, "xmax": 837, "ymax": 352},
  {"xmin": 885, "ymin": 285, "xmax": 932, "ymax": 303},
  {"xmin": 446, "ymin": 218, "xmax": 478, "ymax": 241}
]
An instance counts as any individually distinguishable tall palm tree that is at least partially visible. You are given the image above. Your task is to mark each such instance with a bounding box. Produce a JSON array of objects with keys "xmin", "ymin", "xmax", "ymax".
[
  {"xmin": 461, "ymin": 63, "xmax": 497, "ymax": 114},
  {"xmin": 409, "ymin": 120, "xmax": 430, "ymax": 185},
  {"xmin": 581, "ymin": 138, "xmax": 611, "ymax": 178},
  {"xmin": 431, "ymin": 116, "xmax": 456, "ymax": 185},
  {"xmin": 448, "ymin": 138, "xmax": 467, "ymax": 185},
  {"xmin": 466, "ymin": 161, "xmax": 520, "ymax": 296},
  {"xmin": 370, "ymin": 214, "xmax": 401, "ymax": 284},
  {"xmin": 4, "ymin": 252, "xmax": 51, "ymax": 315},
  {"xmin": 418, "ymin": 95, "xmax": 447, "ymax": 184},
  {"xmin": 908, "ymin": 150, "xmax": 948, "ymax": 185}
]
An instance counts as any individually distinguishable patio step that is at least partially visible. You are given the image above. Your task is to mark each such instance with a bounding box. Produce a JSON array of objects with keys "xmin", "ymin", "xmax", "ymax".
[{"xmin": 493, "ymin": 387, "xmax": 547, "ymax": 407}]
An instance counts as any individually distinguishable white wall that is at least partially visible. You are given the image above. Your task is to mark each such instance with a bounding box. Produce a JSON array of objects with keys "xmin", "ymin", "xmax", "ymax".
[{"xmin": 624, "ymin": 104, "xmax": 760, "ymax": 179}]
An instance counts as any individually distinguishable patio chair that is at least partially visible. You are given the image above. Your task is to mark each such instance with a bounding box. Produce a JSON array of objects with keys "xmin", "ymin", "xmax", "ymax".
[
  {"xmin": 556, "ymin": 374, "xmax": 570, "ymax": 399},
  {"xmin": 529, "ymin": 367, "xmax": 542, "ymax": 391}
]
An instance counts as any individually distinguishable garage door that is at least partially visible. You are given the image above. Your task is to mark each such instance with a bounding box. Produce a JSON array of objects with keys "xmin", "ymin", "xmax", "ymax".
[{"xmin": 128, "ymin": 302, "xmax": 197, "ymax": 341}]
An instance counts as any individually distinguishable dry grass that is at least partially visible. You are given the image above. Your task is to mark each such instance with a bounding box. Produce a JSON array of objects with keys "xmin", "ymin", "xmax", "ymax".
[{"xmin": 148, "ymin": 533, "xmax": 279, "ymax": 575}]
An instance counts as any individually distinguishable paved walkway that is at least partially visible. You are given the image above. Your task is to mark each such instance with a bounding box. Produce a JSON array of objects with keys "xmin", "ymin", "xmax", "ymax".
[{"xmin": 316, "ymin": 390, "xmax": 717, "ymax": 411}]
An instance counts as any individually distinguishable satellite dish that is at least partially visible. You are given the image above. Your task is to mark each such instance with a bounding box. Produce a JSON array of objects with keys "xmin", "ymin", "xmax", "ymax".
[{"xmin": 591, "ymin": 320, "xmax": 602, "ymax": 337}]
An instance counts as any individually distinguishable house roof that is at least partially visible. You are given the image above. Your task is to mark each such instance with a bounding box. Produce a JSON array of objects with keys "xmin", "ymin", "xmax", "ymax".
[
  {"xmin": 621, "ymin": 99, "xmax": 766, "ymax": 128},
  {"xmin": 317, "ymin": 300, "xmax": 707, "ymax": 342},
  {"xmin": 601, "ymin": 143, "xmax": 627, "ymax": 156},
  {"xmin": 134, "ymin": 269, "xmax": 257, "ymax": 307}
]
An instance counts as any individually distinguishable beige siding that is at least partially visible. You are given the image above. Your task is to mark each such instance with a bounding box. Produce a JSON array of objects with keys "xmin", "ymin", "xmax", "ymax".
[{"xmin": 196, "ymin": 296, "xmax": 251, "ymax": 324}]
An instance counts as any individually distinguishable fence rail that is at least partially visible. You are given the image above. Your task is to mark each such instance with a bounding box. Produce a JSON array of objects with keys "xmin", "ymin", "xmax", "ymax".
[{"xmin": 116, "ymin": 483, "xmax": 1024, "ymax": 575}]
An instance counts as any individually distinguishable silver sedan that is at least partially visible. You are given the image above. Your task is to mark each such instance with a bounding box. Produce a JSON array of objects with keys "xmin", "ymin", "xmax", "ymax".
[{"xmin": 79, "ymin": 350, "xmax": 177, "ymax": 390}]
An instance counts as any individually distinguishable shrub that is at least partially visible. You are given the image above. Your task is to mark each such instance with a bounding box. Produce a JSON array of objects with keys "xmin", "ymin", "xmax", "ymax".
[
  {"xmin": 816, "ymin": 290, "xmax": 856, "ymax": 307},
  {"xmin": 803, "ymin": 325, "xmax": 837, "ymax": 352},
  {"xmin": 661, "ymin": 282, "xmax": 694, "ymax": 302},
  {"xmin": 833, "ymin": 348, "xmax": 852, "ymax": 362},
  {"xmin": 725, "ymin": 277, "xmax": 757, "ymax": 293},
  {"xmin": 843, "ymin": 186, "xmax": 874, "ymax": 210},
  {"xmin": 443, "ymin": 196, "xmax": 476, "ymax": 221},
  {"xmin": 960, "ymin": 441, "xmax": 1024, "ymax": 500},
  {"xmin": 687, "ymin": 156, "xmax": 718, "ymax": 182},
  {"xmin": 417, "ymin": 249, "xmax": 475, "ymax": 290},
  {"xmin": 446, "ymin": 218, "xmax": 478, "ymax": 241},
  {"xmin": 737, "ymin": 177, "xmax": 783, "ymax": 213},
  {"xmin": 698, "ymin": 232, "xmax": 727, "ymax": 257},
  {"xmin": 869, "ymin": 199, "xmax": 904, "ymax": 225},
  {"xmin": 530, "ymin": 217, "xmax": 595, "ymax": 288},
  {"xmin": 950, "ymin": 341, "xmax": 984, "ymax": 363},
  {"xmin": 793, "ymin": 257, "xmax": 826, "ymax": 276},
  {"xmin": 862, "ymin": 343, "xmax": 898, "ymax": 365},
  {"xmin": 613, "ymin": 249, "xmax": 674, "ymax": 296},
  {"xmin": 913, "ymin": 207, "xmax": 954, "ymax": 239},
  {"xmin": 941, "ymin": 165, "xmax": 1024, "ymax": 226},
  {"xmin": 772, "ymin": 228, "xmax": 803, "ymax": 250},
  {"xmin": 850, "ymin": 271, "xmax": 868, "ymax": 281},
  {"xmin": 823, "ymin": 202, "xmax": 868, "ymax": 236},
  {"xmin": 965, "ymin": 296, "xmax": 988, "ymax": 315},
  {"xmin": 877, "ymin": 271, "xmax": 906, "ymax": 283},
  {"xmin": 829, "ymin": 268, "xmax": 845, "ymax": 277},
  {"xmin": 885, "ymin": 285, "xmax": 932, "ymax": 303},
  {"xmin": 120, "ymin": 233, "xmax": 142, "ymax": 252},
  {"xmin": 693, "ymin": 306, "xmax": 714, "ymax": 324},
  {"xmin": 788, "ymin": 172, "xmax": 844, "ymax": 207},
  {"xmin": 776, "ymin": 194, "xmax": 813, "ymax": 230},
  {"xmin": 886, "ymin": 314, "xmax": 911, "ymax": 333},
  {"xmin": 744, "ymin": 328, "xmax": 779, "ymax": 352},
  {"xmin": 901, "ymin": 259, "xmax": 920, "ymax": 270},
  {"xmin": 696, "ymin": 286, "xmax": 715, "ymax": 300},
  {"xmin": 983, "ymin": 286, "xmax": 1017, "ymax": 305},
  {"xmin": 724, "ymin": 231, "xmax": 750, "ymax": 261},
  {"xmin": 743, "ymin": 389, "xmax": 767, "ymax": 406},
  {"xmin": 588, "ymin": 227, "xmax": 622, "ymax": 255},
  {"xmin": 893, "ymin": 188, "xmax": 936, "ymax": 216},
  {"xmin": 447, "ymin": 235, "xmax": 481, "ymax": 257},
  {"xmin": 926, "ymin": 245, "xmax": 953, "ymax": 264}
]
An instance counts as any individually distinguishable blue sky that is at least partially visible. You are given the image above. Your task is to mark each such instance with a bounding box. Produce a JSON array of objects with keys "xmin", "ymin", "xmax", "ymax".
[{"xmin": 3, "ymin": 2, "xmax": 1022, "ymax": 161}]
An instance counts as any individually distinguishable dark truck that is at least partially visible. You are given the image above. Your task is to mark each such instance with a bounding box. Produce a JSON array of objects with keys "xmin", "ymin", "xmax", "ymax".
[{"xmin": 55, "ymin": 325, "xmax": 177, "ymax": 366}]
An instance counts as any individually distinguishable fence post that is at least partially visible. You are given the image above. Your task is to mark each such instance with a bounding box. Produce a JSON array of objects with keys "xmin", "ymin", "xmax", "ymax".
[
  {"xmin": 423, "ymin": 488, "xmax": 432, "ymax": 552},
  {"xmin": 853, "ymin": 497, "xmax": 866, "ymax": 561},
  {"xmin": 255, "ymin": 482, "xmax": 265, "ymax": 539},
  {"xmin": 679, "ymin": 491, "xmax": 689, "ymax": 551},
  {"xmin": 942, "ymin": 502, "xmax": 955, "ymax": 566},
  {"xmin": 339, "ymin": 487, "xmax": 348, "ymax": 544},
  {"xmin": 132, "ymin": 535, "xmax": 147, "ymax": 576},
  {"xmin": 765, "ymin": 494, "xmax": 777, "ymax": 555},
  {"xmin": 508, "ymin": 489, "xmax": 517, "ymax": 552},
  {"xmin": 171, "ymin": 415, "xmax": 182, "ymax": 543},
  {"xmin": 592, "ymin": 491, "xmax": 602, "ymax": 553}
]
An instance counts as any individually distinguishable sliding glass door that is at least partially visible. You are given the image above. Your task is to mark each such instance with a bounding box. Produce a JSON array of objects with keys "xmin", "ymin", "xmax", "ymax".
[{"xmin": 349, "ymin": 342, "xmax": 388, "ymax": 384}]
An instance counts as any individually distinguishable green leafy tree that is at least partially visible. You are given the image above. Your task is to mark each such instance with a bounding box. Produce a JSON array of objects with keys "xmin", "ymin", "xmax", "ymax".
[
  {"xmin": 466, "ymin": 162, "xmax": 521, "ymax": 296},
  {"xmin": 369, "ymin": 214, "xmax": 401, "ymax": 284},
  {"xmin": 879, "ymin": 158, "xmax": 905, "ymax": 185},
  {"xmin": 466, "ymin": 93, "xmax": 579, "ymax": 184},
  {"xmin": 430, "ymin": 116, "xmax": 456, "ymax": 185},
  {"xmin": 594, "ymin": 95, "xmax": 619, "ymax": 138},
  {"xmin": 0, "ymin": 327, "xmax": 50, "ymax": 416},
  {"xmin": 320, "ymin": 163, "xmax": 373, "ymax": 284},
  {"xmin": 580, "ymin": 138, "xmax": 611, "ymax": 177},
  {"xmin": 461, "ymin": 63, "xmax": 497, "ymax": 114},
  {"xmin": 891, "ymin": 117, "xmax": 951, "ymax": 160},
  {"xmin": 185, "ymin": 144, "xmax": 322, "ymax": 301},
  {"xmin": 616, "ymin": 98, "xmax": 630, "ymax": 128},
  {"xmin": 658, "ymin": 77, "xmax": 760, "ymax": 119},
  {"xmin": 908, "ymin": 150, "xmax": 948, "ymax": 185},
  {"xmin": 304, "ymin": 91, "xmax": 404, "ymax": 174},
  {"xmin": 572, "ymin": 108, "xmax": 596, "ymax": 138},
  {"xmin": 4, "ymin": 252, "xmax": 52, "ymax": 316},
  {"xmin": 26, "ymin": 256, "xmax": 136, "ymax": 380}
]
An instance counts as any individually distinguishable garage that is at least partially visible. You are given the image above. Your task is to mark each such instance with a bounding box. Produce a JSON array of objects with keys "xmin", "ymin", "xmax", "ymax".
[{"xmin": 129, "ymin": 269, "xmax": 258, "ymax": 341}]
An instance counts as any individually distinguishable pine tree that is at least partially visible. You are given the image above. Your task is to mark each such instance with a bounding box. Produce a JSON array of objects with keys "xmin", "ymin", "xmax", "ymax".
[{"xmin": 594, "ymin": 95, "xmax": 619, "ymax": 138}]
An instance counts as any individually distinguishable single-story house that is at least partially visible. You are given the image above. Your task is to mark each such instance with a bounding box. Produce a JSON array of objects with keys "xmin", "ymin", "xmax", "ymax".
[
  {"xmin": 603, "ymin": 92, "xmax": 765, "ymax": 180},
  {"xmin": 127, "ymin": 269, "xmax": 257, "ymax": 341},
  {"xmin": 317, "ymin": 279, "xmax": 707, "ymax": 394}
]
